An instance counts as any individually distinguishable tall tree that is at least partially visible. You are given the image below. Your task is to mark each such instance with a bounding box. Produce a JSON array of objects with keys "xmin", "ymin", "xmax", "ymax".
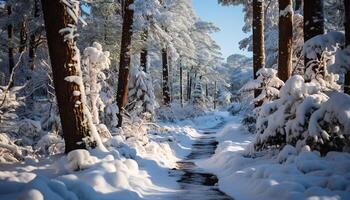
[
  {"xmin": 140, "ymin": 30, "xmax": 148, "ymax": 72},
  {"xmin": 303, "ymin": 0, "xmax": 325, "ymax": 74},
  {"xmin": 19, "ymin": 17, "xmax": 28, "ymax": 53},
  {"xmin": 162, "ymin": 48, "xmax": 171, "ymax": 105},
  {"xmin": 7, "ymin": 5, "xmax": 14, "ymax": 77},
  {"xmin": 278, "ymin": 0, "xmax": 293, "ymax": 82},
  {"xmin": 116, "ymin": 0, "xmax": 134, "ymax": 127},
  {"xmin": 253, "ymin": 0, "xmax": 265, "ymax": 97},
  {"xmin": 345, "ymin": 0, "xmax": 350, "ymax": 94},
  {"xmin": 179, "ymin": 65, "xmax": 183, "ymax": 107},
  {"xmin": 41, "ymin": 0, "xmax": 90, "ymax": 153}
]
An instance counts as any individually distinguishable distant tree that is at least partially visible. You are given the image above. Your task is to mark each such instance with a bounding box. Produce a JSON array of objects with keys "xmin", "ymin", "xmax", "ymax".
[
  {"xmin": 162, "ymin": 48, "xmax": 171, "ymax": 105},
  {"xmin": 116, "ymin": 0, "xmax": 134, "ymax": 127},
  {"xmin": 253, "ymin": 0, "xmax": 265, "ymax": 97},
  {"xmin": 278, "ymin": 0, "xmax": 293, "ymax": 82},
  {"xmin": 7, "ymin": 4, "xmax": 14, "ymax": 77},
  {"xmin": 303, "ymin": 0, "xmax": 325, "ymax": 77},
  {"xmin": 344, "ymin": 0, "xmax": 350, "ymax": 94},
  {"xmin": 41, "ymin": 0, "xmax": 91, "ymax": 153}
]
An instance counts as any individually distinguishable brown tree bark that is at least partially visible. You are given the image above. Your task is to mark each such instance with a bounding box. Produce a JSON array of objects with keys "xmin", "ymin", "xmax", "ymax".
[
  {"xmin": 304, "ymin": 0, "xmax": 324, "ymax": 75},
  {"xmin": 162, "ymin": 48, "xmax": 171, "ymax": 105},
  {"xmin": 345, "ymin": 0, "xmax": 350, "ymax": 94},
  {"xmin": 253, "ymin": 0, "xmax": 265, "ymax": 98},
  {"xmin": 278, "ymin": 0, "xmax": 293, "ymax": 82},
  {"xmin": 41, "ymin": 0, "xmax": 90, "ymax": 153},
  {"xmin": 116, "ymin": 0, "xmax": 134, "ymax": 127},
  {"xmin": 7, "ymin": 5, "xmax": 14, "ymax": 76}
]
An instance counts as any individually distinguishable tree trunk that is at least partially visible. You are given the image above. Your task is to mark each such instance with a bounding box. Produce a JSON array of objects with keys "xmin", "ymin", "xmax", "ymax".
[
  {"xmin": 214, "ymin": 81, "xmax": 217, "ymax": 109},
  {"xmin": 253, "ymin": 0, "xmax": 265, "ymax": 98},
  {"xmin": 180, "ymin": 65, "xmax": 183, "ymax": 107},
  {"xmin": 187, "ymin": 71, "xmax": 191, "ymax": 100},
  {"xmin": 7, "ymin": 5, "xmax": 14, "ymax": 77},
  {"xmin": 29, "ymin": 0, "xmax": 41, "ymax": 70},
  {"xmin": 19, "ymin": 17, "xmax": 28, "ymax": 53},
  {"xmin": 295, "ymin": 0, "xmax": 302, "ymax": 11},
  {"xmin": 344, "ymin": 0, "xmax": 350, "ymax": 95},
  {"xmin": 140, "ymin": 30, "xmax": 148, "ymax": 72},
  {"xmin": 278, "ymin": 0, "xmax": 293, "ymax": 82},
  {"xmin": 304, "ymin": 0, "xmax": 324, "ymax": 74},
  {"xmin": 116, "ymin": 0, "xmax": 134, "ymax": 127},
  {"xmin": 41, "ymin": 0, "xmax": 90, "ymax": 153},
  {"xmin": 205, "ymin": 83, "xmax": 208, "ymax": 97},
  {"xmin": 162, "ymin": 48, "xmax": 171, "ymax": 105}
]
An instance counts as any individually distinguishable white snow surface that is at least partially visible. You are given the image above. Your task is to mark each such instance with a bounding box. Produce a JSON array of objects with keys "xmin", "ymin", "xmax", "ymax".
[{"xmin": 198, "ymin": 117, "xmax": 350, "ymax": 200}]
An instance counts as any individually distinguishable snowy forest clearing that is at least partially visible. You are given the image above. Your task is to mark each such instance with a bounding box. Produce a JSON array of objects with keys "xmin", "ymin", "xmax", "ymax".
[{"xmin": 1, "ymin": 0, "xmax": 350, "ymax": 199}]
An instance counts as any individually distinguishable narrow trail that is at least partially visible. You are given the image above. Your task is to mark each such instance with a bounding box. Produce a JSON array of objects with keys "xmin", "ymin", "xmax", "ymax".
[{"xmin": 169, "ymin": 122, "xmax": 234, "ymax": 200}]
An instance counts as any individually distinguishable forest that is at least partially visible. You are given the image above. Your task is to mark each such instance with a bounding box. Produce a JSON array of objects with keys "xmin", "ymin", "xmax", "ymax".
[{"xmin": 0, "ymin": 0, "xmax": 349, "ymax": 200}]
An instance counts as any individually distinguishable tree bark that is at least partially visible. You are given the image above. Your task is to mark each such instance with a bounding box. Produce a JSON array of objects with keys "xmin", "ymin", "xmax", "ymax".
[
  {"xmin": 180, "ymin": 65, "xmax": 183, "ymax": 107},
  {"xmin": 41, "ymin": 0, "xmax": 91, "ymax": 153},
  {"xmin": 19, "ymin": 17, "xmax": 28, "ymax": 53},
  {"xmin": 162, "ymin": 48, "xmax": 171, "ymax": 105},
  {"xmin": 295, "ymin": 0, "xmax": 302, "ymax": 11},
  {"xmin": 344, "ymin": 0, "xmax": 350, "ymax": 94},
  {"xmin": 140, "ymin": 30, "xmax": 148, "ymax": 72},
  {"xmin": 187, "ymin": 71, "xmax": 191, "ymax": 100},
  {"xmin": 278, "ymin": 0, "xmax": 293, "ymax": 82},
  {"xmin": 116, "ymin": 0, "xmax": 134, "ymax": 127},
  {"xmin": 304, "ymin": 0, "xmax": 324, "ymax": 75},
  {"xmin": 253, "ymin": 0, "xmax": 265, "ymax": 98},
  {"xmin": 7, "ymin": 5, "xmax": 14, "ymax": 77}
]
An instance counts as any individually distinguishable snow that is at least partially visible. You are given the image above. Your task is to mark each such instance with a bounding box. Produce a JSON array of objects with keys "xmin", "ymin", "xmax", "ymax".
[
  {"xmin": 198, "ymin": 118, "xmax": 350, "ymax": 200},
  {"xmin": 279, "ymin": 5, "xmax": 293, "ymax": 17}
]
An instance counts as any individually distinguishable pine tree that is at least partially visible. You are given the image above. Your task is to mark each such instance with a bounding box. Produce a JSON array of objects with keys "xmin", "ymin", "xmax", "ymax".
[
  {"xmin": 278, "ymin": 0, "xmax": 293, "ymax": 82},
  {"xmin": 116, "ymin": 0, "xmax": 134, "ymax": 127},
  {"xmin": 7, "ymin": 4, "xmax": 14, "ymax": 78},
  {"xmin": 253, "ymin": 0, "xmax": 265, "ymax": 98},
  {"xmin": 304, "ymin": 0, "xmax": 325, "ymax": 77},
  {"xmin": 344, "ymin": 0, "xmax": 350, "ymax": 94},
  {"xmin": 41, "ymin": 0, "xmax": 91, "ymax": 153}
]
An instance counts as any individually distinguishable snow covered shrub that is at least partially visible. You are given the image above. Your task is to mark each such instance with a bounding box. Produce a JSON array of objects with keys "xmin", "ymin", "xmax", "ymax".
[
  {"xmin": 17, "ymin": 119, "xmax": 42, "ymax": 146},
  {"xmin": 157, "ymin": 103, "xmax": 206, "ymax": 122},
  {"xmin": 127, "ymin": 67, "xmax": 157, "ymax": 121},
  {"xmin": 239, "ymin": 68, "xmax": 283, "ymax": 133},
  {"xmin": 82, "ymin": 42, "xmax": 111, "ymax": 125},
  {"xmin": 35, "ymin": 132, "xmax": 64, "ymax": 155},
  {"xmin": 307, "ymin": 92, "xmax": 350, "ymax": 155},
  {"xmin": 240, "ymin": 68, "xmax": 284, "ymax": 106},
  {"xmin": 303, "ymin": 31, "xmax": 343, "ymax": 91},
  {"xmin": 0, "ymin": 133, "xmax": 23, "ymax": 162},
  {"xmin": 251, "ymin": 75, "xmax": 329, "ymax": 153}
]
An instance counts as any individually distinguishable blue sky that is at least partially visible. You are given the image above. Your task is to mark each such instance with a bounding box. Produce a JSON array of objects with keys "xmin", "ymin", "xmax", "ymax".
[{"xmin": 192, "ymin": 0, "xmax": 252, "ymax": 60}]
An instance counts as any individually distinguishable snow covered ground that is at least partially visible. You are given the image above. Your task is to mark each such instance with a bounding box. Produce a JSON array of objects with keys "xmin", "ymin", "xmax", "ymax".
[
  {"xmin": 0, "ymin": 112, "xmax": 229, "ymax": 200},
  {"xmin": 198, "ymin": 116, "xmax": 350, "ymax": 200},
  {"xmin": 1, "ymin": 111, "xmax": 349, "ymax": 200}
]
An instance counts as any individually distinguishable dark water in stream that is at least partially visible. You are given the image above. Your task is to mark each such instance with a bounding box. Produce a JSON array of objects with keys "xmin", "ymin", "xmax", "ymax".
[{"xmin": 169, "ymin": 124, "xmax": 234, "ymax": 200}]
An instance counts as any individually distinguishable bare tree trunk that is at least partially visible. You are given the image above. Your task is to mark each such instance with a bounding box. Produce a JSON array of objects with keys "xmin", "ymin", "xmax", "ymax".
[
  {"xmin": 304, "ymin": 0, "xmax": 324, "ymax": 75},
  {"xmin": 19, "ymin": 17, "xmax": 28, "ymax": 53},
  {"xmin": 7, "ymin": 5, "xmax": 14, "ymax": 77},
  {"xmin": 162, "ymin": 48, "xmax": 171, "ymax": 105},
  {"xmin": 29, "ymin": 0, "xmax": 41, "ymax": 70},
  {"xmin": 180, "ymin": 65, "xmax": 183, "ymax": 107},
  {"xmin": 41, "ymin": 0, "xmax": 90, "ymax": 153},
  {"xmin": 205, "ymin": 83, "xmax": 208, "ymax": 97},
  {"xmin": 116, "ymin": 0, "xmax": 134, "ymax": 127},
  {"xmin": 278, "ymin": 0, "xmax": 293, "ymax": 82},
  {"xmin": 345, "ymin": 0, "xmax": 350, "ymax": 95},
  {"xmin": 295, "ymin": 0, "xmax": 302, "ymax": 11},
  {"xmin": 253, "ymin": 0, "xmax": 265, "ymax": 98},
  {"xmin": 140, "ymin": 30, "xmax": 148, "ymax": 72},
  {"xmin": 214, "ymin": 81, "xmax": 217, "ymax": 110},
  {"xmin": 187, "ymin": 71, "xmax": 191, "ymax": 101}
]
